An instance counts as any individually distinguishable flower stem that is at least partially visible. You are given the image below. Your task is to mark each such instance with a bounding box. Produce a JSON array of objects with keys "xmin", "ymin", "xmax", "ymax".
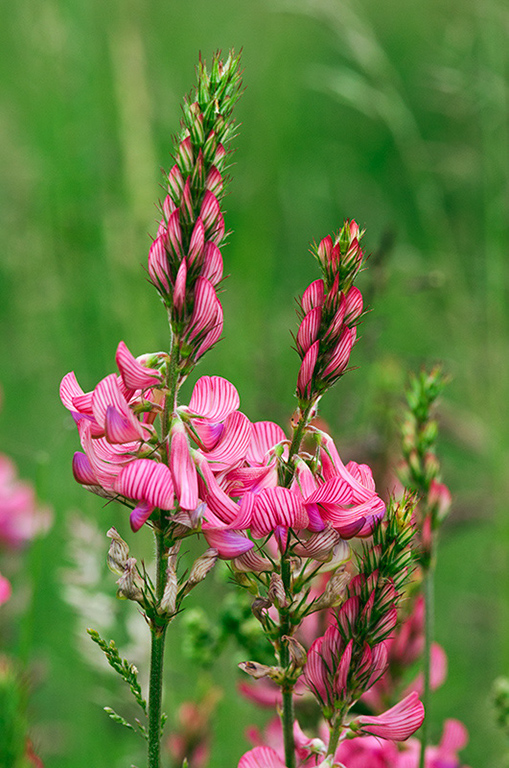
[
  {"xmin": 326, "ymin": 710, "xmax": 345, "ymax": 757},
  {"xmin": 418, "ymin": 561, "xmax": 434, "ymax": 768},
  {"xmin": 279, "ymin": 555, "xmax": 296, "ymax": 768},
  {"xmin": 148, "ymin": 522, "xmax": 168, "ymax": 768}
]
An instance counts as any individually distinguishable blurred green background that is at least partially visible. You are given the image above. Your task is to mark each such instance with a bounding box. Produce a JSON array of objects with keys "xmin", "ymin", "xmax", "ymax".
[{"xmin": 1, "ymin": 0, "xmax": 508, "ymax": 765}]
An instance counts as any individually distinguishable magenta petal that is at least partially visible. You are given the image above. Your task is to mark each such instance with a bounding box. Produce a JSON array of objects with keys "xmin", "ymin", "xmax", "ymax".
[
  {"xmin": 169, "ymin": 424, "xmax": 199, "ymax": 510},
  {"xmin": 105, "ymin": 405, "xmax": 144, "ymax": 443},
  {"xmin": 148, "ymin": 236, "xmax": 170, "ymax": 291},
  {"xmin": 72, "ymin": 452, "xmax": 98, "ymax": 486},
  {"xmin": 204, "ymin": 529, "xmax": 254, "ymax": 559},
  {"xmin": 201, "ymin": 241, "xmax": 223, "ymax": 285},
  {"xmin": 296, "ymin": 340, "xmax": 319, "ymax": 399},
  {"xmin": 188, "ymin": 278, "xmax": 220, "ymax": 340},
  {"xmin": 305, "ymin": 502, "xmax": 326, "ymax": 532},
  {"xmin": 116, "ymin": 341, "xmax": 161, "ymax": 390},
  {"xmin": 301, "ymin": 279, "xmax": 325, "ymax": 314},
  {"xmin": 188, "ymin": 376, "xmax": 240, "ymax": 421},
  {"xmin": 296, "ymin": 307, "xmax": 322, "ymax": 356},
  {"xmin": 173, "ymin": 257, "xmax": 188, "ymax": 313},
  {"xmin": 130, "ymin": 500, "xmax": 155, "ymax": 532}
]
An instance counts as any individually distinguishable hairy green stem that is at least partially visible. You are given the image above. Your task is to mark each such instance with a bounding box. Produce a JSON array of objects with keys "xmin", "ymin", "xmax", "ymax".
[
  {"xmin": 279, "ymin": 555, "xmax": 296, "ymax": 768},
  {"xmin": 148, "ymin": 525, "xmax": 168, "ymax": 768},
  {"xmin": 418, "ymin": 562, "xmax": 434, "ymax": 768},
  {"xmin": 283, "ymin": 403, "xmax": 313, "ymax": 486},
  {"xmin": 326, "ymin": 710, "xmax": 345, "ymax": 758}
]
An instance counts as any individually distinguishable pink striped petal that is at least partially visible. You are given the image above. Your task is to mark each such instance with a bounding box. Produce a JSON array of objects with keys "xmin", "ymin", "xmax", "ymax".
[
  {"xmin": 304, "ymin": 636, "xmax": 333, "ymax": 706},
  {"xmin": 177, "ymin": 136, "xmax": 193, "ymax": 173},
  {"xmin": 166, "ymin": 208, "xmax": 183, "ymax": 258},
  {"xmin": 173, "ymin": 257, "xmax": 187, "ymax": 314},
  {"xmin": 167, "ymin": 164, "xmax": 184, "ymax": 202},
  {"xmin": 195, "ymin": 455, "xmax": 242, "ymax": 525},
  {"xmin": 163, "ymin": 193, "xmax": 177, "ymax": 219},
  {"xmin": 345, "ymin": 285, "xmax": 363, "ymax": 322},
  {"xmin": 194, "ymin": 301, "xmax": 223, "ymax": 358},
  {"xmin": 209, "ymin": 211, "xmax": 225, "ymax": 245},
  {"xmin": 114, "ymin": 459, "xmax": 174, "ymax": 510},
  {"xmin": 169, "ymin": 422, "xmax": 198, "ymax": 510},
  {"xmin": 148, "ymin": 236, "xmax": 170, "ymax": 291},
  {"xmin": 250, "ymin": 487, "xmax": 308, "ymax": 538},
  {"xmin": 366, "ymin": 641, "xmax": 389, "ymax": 689},
  {"xmin": 246, "ymin": 422, "xmax": 286, "ymax": 465},
  {"xmin": 319, "ymin": 433, "xmax": 374, "ymax": 502},
  {"xmin": 105, "ymin": 405, "xmax": 144, "ymax": 443},
  {"xmin": 232, "ymin": 548, "xmax": 273, "ymax": 572},
  {"xmin": 204, "ymin": 411, "xmax": 251, "ymax": 470},
  {"xmin": 335, "ymin": 639, "xmax": 353, "ymax": 696},
  {"xmin": 354, "ymin": 692, "xmax": 425, "ymax": 741},
  {"xmin": 305, "ymin": 476, "xmax": 353, "ymax": 508},
  {"xmin": 201, "ymin": 242, "xmax": 223, "ymax": 285},
  {"xmin": 200, "ymin": 190, "xmax": 220, "ymax": 233},
  {"xmin": 188, "ymin": 376, "xmax": 240, "ymax": 421},
  {"xmin": 191, "ymin": 419, "xmax": 224, "ymax": 451},
  {"xmin": 115, "ymin": 341, "xmax": 162, "ymax": 390},
  {"xmin": 296, "ymin": 307, "xmax": 322, "ymax": 356},
  {"xmin": 188, "ymin": 277, "xmax": 220, "ymax": 340},
  {"xmin": 205, "ymin": 165, "xmax": 223, "ymax": 196},
  {"xmin": 60, "ymin": 372, "xmax": 86, "ymax": 411},
  {"xmin": 301, "ymin": 279, "xmax": 325, "ymax": 314},
  {"xmin": 204, "ymin": 529, "xmax": 254, "ymax": 559},
  {"xmin": 337, "ymin": 595, "xmax": 360, "ymax": 636},
  {"xmin": 78, "ymin": 421, "xmax": 131, "ymax": 491},
  {"xmin": 326, "ymin": 293, "xmax": 346, "ymax": 338},
  {"xmin": 296, "ymin": 340, "xmax": 319, "ymax": 399},
  {"xmin": 188, "ymin": 218, "xmax": 205, "ymax": 266},
  {"xmin": 238, "ymin": 746, "xmax": 285, "ymax": 768},
  {"xmin": 323, "ymin": 326, "xmax": 355, "ymax": 378}
]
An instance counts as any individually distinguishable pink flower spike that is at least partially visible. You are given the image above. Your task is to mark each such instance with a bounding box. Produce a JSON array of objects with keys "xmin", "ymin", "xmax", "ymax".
[
  {"xmin": 0, "ymin": 572, "xmax": 12, "ymax": 606},
  {"xmin": 203, "ymin": 529, "xmax": 254, "ymax": 559},
  {"xmin": 201, "ymin": 242, "xmax": 223, "ymax": 285},
  {"xmin": 169, "ymin": 421, "xmax": 198, "ymax": 511},
  {"xmin": 187, "ymin": 376, "xmax": 240, "ymax": 421},
  {"xmin": 238, "ymin": 746, "xmax": 285, "ymax": 768},
  {"xmin": 116, "ymin": 341, "xmax": 162, "ymax": 390},
  {"xmin": 353, "ymin": 692, "xmax": 425, "ymax": 741},
  {"xmin": 114, "ymin": 459, "xmax": 174, "ymax": 513},
  {"xmin": 148, "ymin": 236, "xmax": 170, "ymax": 292},
  {"xmin": 301, "ymin": 279, "xmax": 325, "ymax": 314},
  {"xmin": 297, "ymin": 340, "xmax": 319, "ymax": 399}
]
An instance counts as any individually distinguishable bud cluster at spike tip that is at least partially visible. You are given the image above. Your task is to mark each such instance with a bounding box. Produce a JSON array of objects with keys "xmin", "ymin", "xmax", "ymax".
[
  {"xmin": 296, "ymin": 220, "xmax": 365, "ymax": 403},
  {"xmin": 148, "ymin": 51, "xmax": 243, "ymax": 371}
]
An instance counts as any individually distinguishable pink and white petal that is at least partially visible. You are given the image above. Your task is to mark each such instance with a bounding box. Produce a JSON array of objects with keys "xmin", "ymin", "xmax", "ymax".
[
  {"xmin": 173, "ymin": 257, "xmax": 188, "ymax": 313},
  {"xmin": 292, "ymin": 460, "xmax": 318, "ymax": 498},
  {"xmin": 130, "ymin": 500, "xmax": 156, "ymax": 532},
  {"xmin": 114, "ymin": 459, "xmax": 174, "ymax": 510},
  {"xmin": 60, "ymin": 372, "xmax": 87, "ymax": 411},
  {"xmin": 319, "ymin": 433, "xmax": 375, "ymax": 502},
  {"xmin": 194, "ymin": 302, "xmax": 223, "ymax": 359},
  {"xmin": 306, "ymin": 476, "xmax": 353, "ymax": 508},
  {"xmin": 335, "ymin": 639, "xmax": 353, "ymax": 696},
  {"xmin": 201, "ymin": 241, "xmax": 223, "ymax": 285},
  {"xmin": 191, "ymin": 418, "xmax": 224, "ymax": 452},
  {"xmin": 238, "ymin": 746, "xmax": 286, "ymax": 768},
  {"xmin": 148, "ymin": 236, "xmax": 170, "ymax": 291},
  {"xmin": 188, "ymin": 218, "xmax": 205, "ymax": 266},
  {"xmin": 297, "ymin": 340, "xmax": 319, "ymax": 399},
  {"xmin": 354, "ymin": 692, "xmax": 425, "ymax": 741},
  {"xmin": 203, "ymin": 529, "xmax": 254, "ymax": 559},
  {"xmin": 301, "ymin": 279, "xmax": 325, "ymax": 314},
  {"xmin": 116, "ymin": 341, "xmax": 161, "ymax": 390},
  {"xmin": 188, "ymin": 376, "xmax": 240, "ymax": 421},
  {"xmin": 195, "ymin": 454, "xmax": 242, "ymax": 525},
  {"xmin": 250, "ymin": 487, "xmax": 308, "ymax": 538},
  {"xmin": 247, "ymin": 421, "xmax": 286, "ymax": 466},
  {"xmin": 345, "ymin": 285, "xmax": 363, "ymax": 322},
  {"xmin": 204, "ymin": 412, "xmax": 252, "ymax": 470},
  {"xmin": 92, "ymin": 374, "xmax": 130, "ymax": 427},
  {"xmin": 169, "ymin": 426, "xmax": 199, "ymax": 511},
  {"xmin": 296, "ymin": 307, "xmax": 322, "ymax": 356}
]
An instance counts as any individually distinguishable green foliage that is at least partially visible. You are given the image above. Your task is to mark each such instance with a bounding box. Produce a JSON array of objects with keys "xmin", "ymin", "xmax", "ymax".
[
  {"xmin": 0, "ymin": 662, "xmax": 30, "ymax": 768},
  {"xmin": 87, "ymin": 628, "xmax": 147, "ymax": 716}
]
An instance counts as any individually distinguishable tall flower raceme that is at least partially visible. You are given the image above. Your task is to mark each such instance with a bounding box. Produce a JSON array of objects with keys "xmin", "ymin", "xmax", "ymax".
[{"xmin": 60, "ymin": 52, "xmax": 248, "ymax": 768}]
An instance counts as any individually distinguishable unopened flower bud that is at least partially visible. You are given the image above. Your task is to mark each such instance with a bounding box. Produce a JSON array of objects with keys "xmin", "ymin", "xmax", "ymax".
[
  {"xmin": 182, "ymin": 548, "xmax": 218, "ymax": 597},
  {"xmin": 310, "ymin": 569, "xmax": 350, "ymax": 613},
  {"xmin": 268, "ymin": 573, "xmax": 288, "ymax": 608},
  {"xmin": 106, "ymin": 527, "xmax": 129, "ymax": 575},
  {"xmin": 160, "ymin": 562, "xmax": 179, "ymax": 616},
  {"xmin": 282, "ymin": 635, "xmax": 307, "ymax": 669},
  {"xmin": 238, "ymin": 661, "xmax": 273, "ymax": 679},
  {"xmin": 116, "ymin": 557, "xmax": 143, "ymax": 603}
]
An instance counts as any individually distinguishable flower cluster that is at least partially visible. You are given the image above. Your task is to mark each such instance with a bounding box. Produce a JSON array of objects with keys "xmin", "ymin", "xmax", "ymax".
[{"xmin": 296, "ymin": 223, "xmax": 364, "ymax": 405}]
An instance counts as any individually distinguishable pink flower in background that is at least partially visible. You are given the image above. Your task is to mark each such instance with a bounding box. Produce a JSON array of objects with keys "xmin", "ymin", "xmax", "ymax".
[
  {"xmin": 0, "ymin": 455, "xmax": 50, "ymax": 549},
  {"xmin": 350, "ymin": 692, "xmax": 425, "ymax": 741},
  {"xmin": 0, "ymin": 571, "xmax": 11, "ymax": 606}
]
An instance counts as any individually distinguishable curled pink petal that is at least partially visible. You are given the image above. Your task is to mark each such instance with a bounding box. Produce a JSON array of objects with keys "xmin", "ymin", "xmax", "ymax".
[
  {"xmin": 105, "ymin": 405, "xmax": 144, "ymax": 443},
  {"xmin": 129, "ymin": 500, "xmax": 155, "ymax": 532},
  {"xmin": 203, "ymin": 529, "xmax": 254, "ymax": 559},
  {"xmin": 72, "ymin": 452, "xmax": 98, "ymax": 486},
  {"xmin": 203, "ymin": 412, "xmax": 252, "ymax": 470},
  {"xmin": 114, "ymin": 459, "xmax": 174, "ymax": 511},
  {"xmin": 247, "ymin": 422, "xmax": 286, "ymax": 465},
  {"xmin": 353, "ymin": 692, "xmax": 425, "ymax": 741},
  {"xmin": 297, "ymin": 340, "xmax": 319, "ymax": 399},
  {"xmin": 115, "ymin": 341, "xmax": 162, "ymax": 390},
  {"xmin": 169, "ymin": 422, "xmax": 199, "ymax": 511}
]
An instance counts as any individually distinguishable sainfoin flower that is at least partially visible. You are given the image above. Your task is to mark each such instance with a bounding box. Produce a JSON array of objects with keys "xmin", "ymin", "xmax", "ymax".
[{"xmin": 349, "ymin": 692, "xmax": 425, "ymax": 741}]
